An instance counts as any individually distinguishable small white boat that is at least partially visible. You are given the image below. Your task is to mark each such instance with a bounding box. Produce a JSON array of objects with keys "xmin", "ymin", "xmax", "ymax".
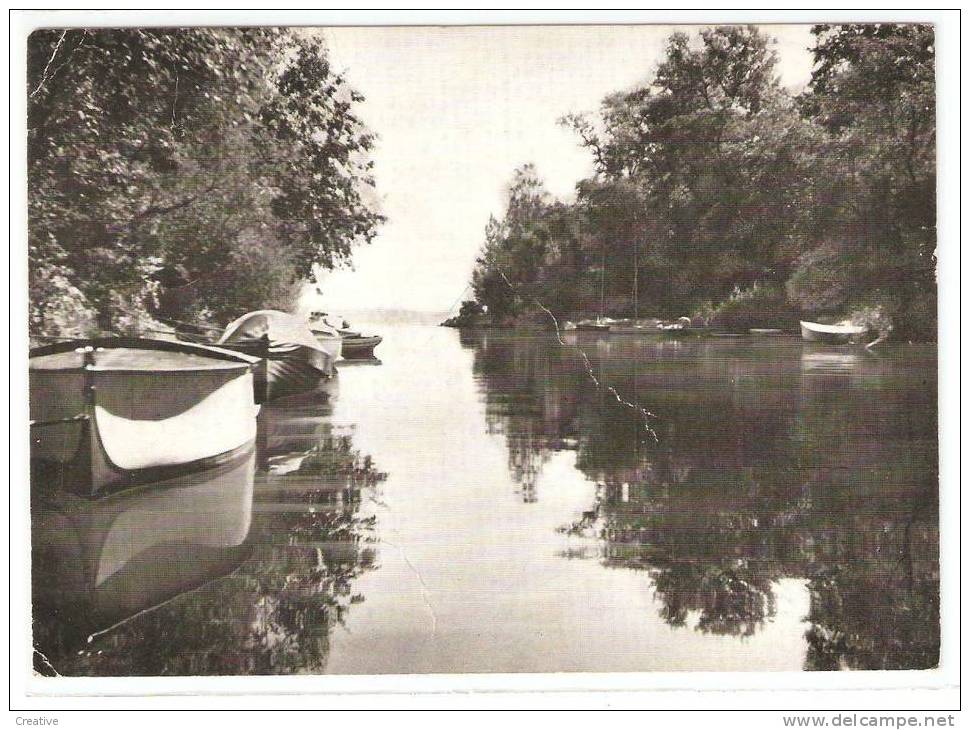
[
  {"xmin": 800, "ymin": 320, "xmax": 868, "ymax": 344},
  {"xmin": 657, "ymin": 317, "xmax": 694, "ymax": 336},
  {"xmin": 30, "ymin": 338, "xmax": 261, "ymax": 496},
  {"xmin": 219, "ymin": 310, "xmax": 338, "ymax": 401},
  {"xmin": 308, "ymin": 322, "xmax": 345, "ymax": 363},
  {"xmin": 575, "ymin": 318, "xmax": 611, "ymax": 332},
  {"xmin": 307, "ymin": 311, "xmax": 345, "ymax": 357}
]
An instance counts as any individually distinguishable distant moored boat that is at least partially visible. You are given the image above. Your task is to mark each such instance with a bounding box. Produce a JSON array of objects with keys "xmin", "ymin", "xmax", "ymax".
[
  {"xmin": 340, "ymin": 334, "xmax": 383, "ymax": 359},
  {"xmin": 656, "ymin": 316, "xmax": 694, "ymax": 337},
  {"xmin": 30, "ymin": 338, "xmax": 261, "ymax": 496},
  {"xmin": 308, "ymin": 310, "xmax": 381, "ymax": 360},
  {"xmin": 306, "ymin": 323, "xmax": 344, "ymax": 365},
  {"xmin": 219, "ymin": 310, "xmax": 337, "ymax": 402},
  {"xmin": 575, "ymin": 318, "xmax": 611, "ymax": 332},
  {"xmin": 799, "ymin": 320, "xmax": 868, "ymax": 344}
]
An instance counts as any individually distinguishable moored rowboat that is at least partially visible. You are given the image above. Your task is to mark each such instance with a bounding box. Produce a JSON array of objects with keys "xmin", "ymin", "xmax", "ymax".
[
  {"xmin": 799, "ymin": 320, "xmax": 868, "ymax": 344},
  {"xmin": 218, "ymin": 310, "xmax": 337, "ymax": 402},
  {"xmin": 340, "ymin": 334, "xmax": 383, "ymax": 359},
  {"xmin": 30, "ymin": 338, "xmax": 261, "ymax": 497},
  {"xmin": 308, "ymin": 325, "xmax": 344, "ymax": 365},
  {"xmin": 307, "ymin": 311, "xmax": 348, "ymax": 362},
  {"xmin": 307, "ymin": 311, "xmax": 381, "ymax": 360}
]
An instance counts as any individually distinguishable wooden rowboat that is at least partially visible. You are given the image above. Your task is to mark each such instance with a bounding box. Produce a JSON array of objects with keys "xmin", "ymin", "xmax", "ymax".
[
  {"xmin": 309, "ymin": 327, "xmax": 344, "ymax": 365},
  {"xmin": 307, "ymin": 311, "xmax": 381, "ymax": 360},
  {"xmin": 340, "ymin": 334, "xmax": 383, "ymax": 359},
  {"xmin": 799, "ymin": 320, "xmax": 868, "ymax": 344},
  {"xmin": 307, "ymin": 311, "xmax": 348, "ymax": 360},
  {"xmin": 30, "ymin": 338, "xmax": 261, "ymax": 497},
  {"xmin": 219, "ymin": 310, "xmax": 337, "ymax": 402}
]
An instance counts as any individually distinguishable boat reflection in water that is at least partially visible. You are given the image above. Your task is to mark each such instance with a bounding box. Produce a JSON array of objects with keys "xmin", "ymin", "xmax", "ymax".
[
  {"xmin": 800, "ymin": 350, "xmax": 863, "ymax": 374},
  {"xmin": 33, "ymin": 381, "xmax": 387, "ymax": 676},
  {"xmin": 32, "ymin": 449, "xmax": 256, "ymax": 672}
]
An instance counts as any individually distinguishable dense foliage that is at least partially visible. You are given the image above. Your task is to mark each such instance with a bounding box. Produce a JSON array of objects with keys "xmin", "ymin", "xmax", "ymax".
[
  {"xmin": 28, "ymin": 28, "xmax": 383, "ymax": 337},
  {"xmin": 470, "ymin": 25, "xmax": 936, "ymax": 340}
]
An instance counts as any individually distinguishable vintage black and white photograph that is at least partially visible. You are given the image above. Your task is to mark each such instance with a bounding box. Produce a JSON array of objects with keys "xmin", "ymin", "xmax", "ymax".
[{"xmin": 17, "ymin": 12, "xmax": 953, "ymax": 700}]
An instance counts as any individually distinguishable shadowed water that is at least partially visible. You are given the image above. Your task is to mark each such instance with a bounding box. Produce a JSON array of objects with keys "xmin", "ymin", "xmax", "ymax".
[{"xmin": 31, "ymin": 325, "xmax": 938, "ymax": 674}]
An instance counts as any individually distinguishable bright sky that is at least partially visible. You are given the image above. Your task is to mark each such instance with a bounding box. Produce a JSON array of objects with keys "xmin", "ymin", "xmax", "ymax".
[{"xmin": 307, "ymin": 25, "xmax": 817, "ymax": 314}]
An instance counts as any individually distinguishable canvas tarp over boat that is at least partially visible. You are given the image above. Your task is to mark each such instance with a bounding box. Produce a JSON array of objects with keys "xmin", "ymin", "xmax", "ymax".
[
  {"xmin": 218, "ymin": 310, "xmax": 336, "ymax": 393},
  {"xmin": 219, "ymin": 310, "xmax": 324, "ymax": 352}
]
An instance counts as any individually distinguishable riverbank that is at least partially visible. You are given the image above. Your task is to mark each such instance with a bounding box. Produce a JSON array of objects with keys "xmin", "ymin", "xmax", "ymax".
[{"xmin": 441, "ymin": 307, "xmax": 935, "ymax": 343}]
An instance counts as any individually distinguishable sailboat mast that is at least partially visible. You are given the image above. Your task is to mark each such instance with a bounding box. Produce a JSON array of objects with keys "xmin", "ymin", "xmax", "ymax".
[
  {"xmin": 600, "ymin": 241, "xmax": 606, "ymax": 320},
  {"xmin": 633, "ymin": 234, "xmax": 639, "ymax": 323}
]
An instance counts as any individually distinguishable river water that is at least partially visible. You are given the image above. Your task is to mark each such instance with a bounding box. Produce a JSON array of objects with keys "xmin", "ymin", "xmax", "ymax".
[{"xmin": 31, "ymin": 324, "xmax": 939, "ymax": 675}]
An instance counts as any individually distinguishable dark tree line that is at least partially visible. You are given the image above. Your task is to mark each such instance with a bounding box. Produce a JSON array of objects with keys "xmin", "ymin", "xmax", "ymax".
[
  {"xmin": 28, "ymin": 28, "xmax": 384, "ymax": 337},
  {"xmin": 469, "ymin": 25, "xmax": 936, "ymax": 340}
]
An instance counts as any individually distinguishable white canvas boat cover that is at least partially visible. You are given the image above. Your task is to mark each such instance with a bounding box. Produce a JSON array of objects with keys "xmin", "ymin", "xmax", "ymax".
[{"xmin": 219, "ymin": 310, "xmax": 324, "ymax": 351}]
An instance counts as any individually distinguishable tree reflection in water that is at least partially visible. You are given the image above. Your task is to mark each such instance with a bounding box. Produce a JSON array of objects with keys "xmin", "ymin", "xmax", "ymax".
[
  {"xmin": 467, "ymin": 330, "xmax": 939, "ymax": 669},
  {"xmin": 35, "ymin": 387, "xmax": 387, "ymax": 676},
  {"xmin": 650, "ymin": 563, "xmax": 777, "ymax": 637}
]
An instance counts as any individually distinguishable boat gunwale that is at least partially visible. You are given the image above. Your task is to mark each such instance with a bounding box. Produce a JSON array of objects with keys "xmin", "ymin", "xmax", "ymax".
[
  {"xmin": 30, "ymin": 337, "xmax": 263, "ymax": 369},
  {"xmin": 30, "ymin": 364, "xmax": 256, "ymax": 374},
  {"xmin": 341, "ymin": 335, "xmax": 382, "ymax": 345}
]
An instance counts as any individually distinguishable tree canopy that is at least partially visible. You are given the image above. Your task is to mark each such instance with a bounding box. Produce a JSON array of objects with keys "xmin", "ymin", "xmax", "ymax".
[
  {"xmin": 469, "ymin": 24, "xmax": 936, "ymax": 340},
  {"xmin": 28, "ymin": 28, "xmax": 384, "ymax": 337}
]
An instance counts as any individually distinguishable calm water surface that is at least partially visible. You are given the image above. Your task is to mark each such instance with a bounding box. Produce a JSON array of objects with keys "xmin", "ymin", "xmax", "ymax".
[{"xmin": 32, "ymin": 324, "xmax": 938, "ymax": 674}]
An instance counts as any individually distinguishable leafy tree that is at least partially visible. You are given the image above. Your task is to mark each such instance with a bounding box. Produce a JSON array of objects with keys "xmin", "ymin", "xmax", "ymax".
[
  {"xmin": 255, "ymin": 36, "xmax": 384, "ymax": 274},
  {"xmin": 471, "ymin": 164, "xmax": 554, "ymax": 321},
  {"xmin": 793, "ymin": 24, "xmax": 936, "ymax": 338},
  {"xmin": 27, "ymin": 29, "xmax": 383, "ymax": 336},
  {"xmin": 466, "ymin": 25, "xmax": 935, "ymax": 340},
  {"xmin": 563, "ymin": 26, "xmax": 814, "ymax": 314}
]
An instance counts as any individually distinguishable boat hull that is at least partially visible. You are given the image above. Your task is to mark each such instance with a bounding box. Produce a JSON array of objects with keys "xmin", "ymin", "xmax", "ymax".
[
  {"xmin": 261, "ymin": 345, "xmax": 334, "ymax": 401},
  {"xmin": 218, "ymin": 340, "xmax": 335, "ymax": 403},
  {"xmin": 341, "ymin": 335, "xmax": 382, "ymax": 359},
  {"xmin": 311, "ymin": 331, "xmax": 344, "ymax": 363},
  {"xmin": 30, "ymin": 340, "xmax": 260, "ymax": 497},
  {"xmin": 800, "ymin": 321, "xmax": 867, "ymax": 344},
  {"xmin": 219, "ymin": 310, "xmax": 338, "ymax": 400}
]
